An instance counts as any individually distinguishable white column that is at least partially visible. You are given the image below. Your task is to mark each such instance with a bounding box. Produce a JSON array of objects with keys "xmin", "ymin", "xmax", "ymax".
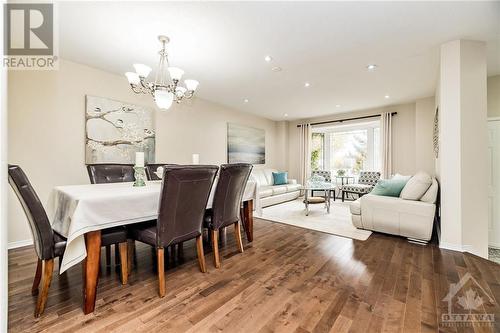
[{"xmin": 439, "ymin": 40, "xmax": 488, "ymax": 257}]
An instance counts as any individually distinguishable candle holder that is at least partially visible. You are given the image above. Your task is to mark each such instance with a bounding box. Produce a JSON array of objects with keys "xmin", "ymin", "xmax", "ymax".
[{"xmin": 133, "ymin": 166, "xmax": 146, "ymax": 187}]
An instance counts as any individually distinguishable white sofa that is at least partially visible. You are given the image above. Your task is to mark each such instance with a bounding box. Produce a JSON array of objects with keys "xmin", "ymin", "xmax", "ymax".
[
  {"xmin": 350, "ymin": 176, "xmax": 438, "ymax": 243},
  {"xmin": 250, "ymin": 168, "xmax": 301, "ymax": 208}
]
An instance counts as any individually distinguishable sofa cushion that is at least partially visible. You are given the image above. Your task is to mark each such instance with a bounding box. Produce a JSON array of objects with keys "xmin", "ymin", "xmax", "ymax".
[
  {"xmin": 286, "ymin": 184, "xmax": 302, "ymax": 192},
  {"xmin": 272, "ymin": 172, "xmax": 288, "ymax": 185},
  {"xmin": 371, "ymin": 178, "xmax": 409, "ymax": 197},
  {"xmin": 420, "ymin": 178, "xmax": 438, "ymax": 203},
  {"xmin": 272, "ymin": 185, "xmax": 288, "ymax": 195},
  {"xmin": 259, "ymin": 186, "xmax": 273, "ymax": 198},
  {"xmin": 250, "ymin": 169, "xmax": 270, "ymax": 186},
  {"xmin": 400, "ymin": 171, "xmax": 432, "ymax": 200},
  {"xmin": 350, "ymin": 199, "xmax": 361, "ymax": 215},
  {"xmin": 263, "ymin": 169, "xmax": 277, "ymax": 185}
]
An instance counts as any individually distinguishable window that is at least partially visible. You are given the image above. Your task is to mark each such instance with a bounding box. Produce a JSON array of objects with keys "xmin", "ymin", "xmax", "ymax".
[
  {"xmin": 311, "ymin": 133, "xmax": 324, "ymax": 171},
  {"xmin": 311, "ymin": 120, "xmax": 380, "ymax": 175}
]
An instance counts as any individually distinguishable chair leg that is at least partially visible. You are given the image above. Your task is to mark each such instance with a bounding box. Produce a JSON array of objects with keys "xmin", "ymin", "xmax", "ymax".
[
  {"xmin": 105, "ymin": 245, "xmax": 111, "ymax": 266},
  {"xmin": 127, "ymin": 239, "xmax": 134, "ymax": 275},
  {"xmin": 234, "ymin": 221, "xmax": 244, "ymax": 253},
  {"xmin": 342, "ymin": 190, "xmax": 345, "ymax": 202},
  {"xmin": 196, "ymin": 235, "xmax": 207, "ymax": 273},
  {"xmin": 157, "ymin": 248, "xmax": 165, "ymax": 297},
  {"xmin": 210, "ymin": 229, "xmax": 221, "ymax": 268},
  {"xmin": 118, "ymin": 242, "xmax": 128, "ymax": 285},
  {"xmin": 115, "ymin": 245, "xmax": 120, "ymax": 266},
  {"xmin": 31, "ymin": 259, "xmax": 42, "ymax": 296},
  {"xmin": 34, "ymin": 259, "xmax": 54, "ymax": 318}
]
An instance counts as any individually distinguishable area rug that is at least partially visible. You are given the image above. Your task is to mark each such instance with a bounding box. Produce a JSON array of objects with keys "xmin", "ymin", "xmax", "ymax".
[
  {"xmin": 256, "ymin": 199, "xmax": 372, "ymax": 241},
  {"xmin": 488, "ymin": 247, "xmax": 500, "ymax": 264}
]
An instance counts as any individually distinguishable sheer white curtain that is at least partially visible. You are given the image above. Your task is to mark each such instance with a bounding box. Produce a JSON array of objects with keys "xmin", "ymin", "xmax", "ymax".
[
  {"xmin": 298, "ymin": 123, "xmax": 312, "ymax": 185},
  {"xmin": 380, "ymin": 112, "xmax": 393, "ymax": 179}
]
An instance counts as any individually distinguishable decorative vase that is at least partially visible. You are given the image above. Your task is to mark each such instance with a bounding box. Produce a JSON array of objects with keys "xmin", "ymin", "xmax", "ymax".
[{"xmin": 133, "ymin": 166, "xmax": 146, "ymax": 187}]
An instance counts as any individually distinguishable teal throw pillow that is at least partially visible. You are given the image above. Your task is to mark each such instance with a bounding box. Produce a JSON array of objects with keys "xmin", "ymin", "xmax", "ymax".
[
  {"xmin": 371, "ymin": 178, "xmax": 409, "ymax": 197},
  {"xmin": 272, "ymin": 172, "xmax": 288, "ymax": 185}
]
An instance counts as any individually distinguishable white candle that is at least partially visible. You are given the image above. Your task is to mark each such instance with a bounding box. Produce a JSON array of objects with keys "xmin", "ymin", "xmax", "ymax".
[
  {"xmin": 135, "ymin": 152, "xmax": 145, "ymax": 167},
  {"xmin": 192, "ymin": 153, "xmax": 199, "ymax": 165}
]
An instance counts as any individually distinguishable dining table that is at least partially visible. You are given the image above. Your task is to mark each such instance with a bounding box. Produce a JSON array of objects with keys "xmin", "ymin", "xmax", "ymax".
[{"xmin": 47, "ymin": 179, "xmax": 256, "ymax": 314}]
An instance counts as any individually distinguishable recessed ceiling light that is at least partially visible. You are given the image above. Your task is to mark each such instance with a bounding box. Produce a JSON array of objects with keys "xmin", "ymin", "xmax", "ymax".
[
  {"xmin": 264, "ymin": 55, "xmax": 273, "ymax": 62},
  {"xmin": 384, "ymin": 95, "xmax": 390, "ymax": 99},
  {"xmin": 244, "ymin": 98, "xmax": 249, "ymax": 103},
  {"xmin": 271, "ymin": 66, "xmax": 282, "ymax": 72},
  {"xmin": 367, "ymin": 64, "xmax": 378, "ymax": 71},
  {"xmin": 304, "ymin": 82, "xmax": 310, "ymax": 88},
  {"xmin": 284, "ymin": 113, "xmax": 288, "ymax": 117},
  {"xmin": 336, "ymin": 104, "xmax": 341, "ymax": 108}
]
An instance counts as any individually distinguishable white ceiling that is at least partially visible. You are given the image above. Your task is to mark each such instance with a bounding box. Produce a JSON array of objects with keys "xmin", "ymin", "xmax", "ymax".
[{"xmin": 59, "ymin": 2, "xmax": 500, "ymax": 120}]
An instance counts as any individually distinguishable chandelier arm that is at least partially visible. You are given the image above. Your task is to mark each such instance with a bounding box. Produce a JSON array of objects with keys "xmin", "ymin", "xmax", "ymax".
[
  {"xmin": 184, "ymin": 90, "xmax": 194, "ymax": 99},
  {"xmin": 130, "ymin": 84, "xmax": 150, "ymax": 94}
]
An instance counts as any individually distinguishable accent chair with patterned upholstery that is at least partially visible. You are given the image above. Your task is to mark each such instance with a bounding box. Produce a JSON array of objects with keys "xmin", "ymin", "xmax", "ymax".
[
  {"xmin": 341, "ymin": 171, "xmax": 380, "ymax": 202},
  {"xmin": 310, "ymin": 170, "xmax": 335, "ymax": 199}
]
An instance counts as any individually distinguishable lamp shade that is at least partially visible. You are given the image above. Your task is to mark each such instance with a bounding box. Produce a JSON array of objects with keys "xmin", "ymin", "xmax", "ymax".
[
  {"xmin": 125, "ymin": 72, "xmax": 140, "ymax": 85},
  {"xmin": 184, "ymin": 79, "xmax": 199, "ymax": 91},
  {"xmin": 154, "ymin": 89, "xmax": 174, "ymax": 110},
  {"xmin": 133, "ymin": 64, "xmax": 152, "ymax": 78},
  {"xmin": 168, "ymin": 67, "xmax": 185, "ymax": 81}
]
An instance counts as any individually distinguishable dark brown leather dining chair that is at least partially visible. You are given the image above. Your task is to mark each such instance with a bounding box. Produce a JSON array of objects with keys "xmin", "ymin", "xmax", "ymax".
[
  {"xmin": 204, "ymin": 163, "xmax": 253, "ymax": 268},
  {"xmin": 128, "ymin": 165, "xmax": 218, "ymax": 297},
  {"xmin": 145, "ymin": 163, "xmax": 177, "ymax": 181},
  {"xmin": 86, "ymin": 163, "xmax": 135, "ymax": 266},
  {"xmin": 86, "ymin": 163, "xmax": 135, "ymax": 184},
  {"xmin": 8, "ymin": 165, "xmax": 129, "ymax": 317}
]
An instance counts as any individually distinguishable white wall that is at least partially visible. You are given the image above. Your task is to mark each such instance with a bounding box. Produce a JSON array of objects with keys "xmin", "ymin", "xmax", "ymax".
[
  {"xmin": 415, "ymin": 97, "xmax": 436, "ymax": 176},
  {"xmin": 287, "ymin": 101, "xmax": 435, "ymax": 180},
  {"xmin": 7, "ymin": 59, "xmax": 285, "ymax": 244},
  {"xmin": 0, "ymin": 6, "xmax": 9, "ymax": 329}
]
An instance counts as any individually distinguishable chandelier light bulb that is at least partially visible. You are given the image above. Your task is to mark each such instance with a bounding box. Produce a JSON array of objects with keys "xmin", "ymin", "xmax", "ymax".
[
  {"xmin": 154, "ymin": 90, "xmax": 174, "ymax": 110},
  {"xmin": 168, "ymin": 67, "xmax": 185, "ymax": 81},
  {"xmin": 125, "ymin": 72, "xmax": 140, "ymax": 85},
  {"xmin": 184, "ymin": 79, "xmax": 199, "ymax": 91},
  {"xmin": 133, "ymin": 64, "xmax": 152, "ymax": 78}
]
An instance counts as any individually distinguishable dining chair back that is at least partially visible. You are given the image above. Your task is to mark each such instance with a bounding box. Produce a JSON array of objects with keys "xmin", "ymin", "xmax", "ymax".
[
  {"xmin": 86, "ymin": 164, "xmax": 135, "ymax": 184},
  {"xmin": 145, "ymin": 163, "xmax": 177, "ymax": 181},
  {"xmin": 8, "ymin": 165, "xmax": 55, "ymax": 260},
  {"xmin": 210, "ymin": 163, "xmax": 253, "ymax": 230},
  {"xmin": 156, "ymin": 165, "xmax": 219, "ymax": 248}
]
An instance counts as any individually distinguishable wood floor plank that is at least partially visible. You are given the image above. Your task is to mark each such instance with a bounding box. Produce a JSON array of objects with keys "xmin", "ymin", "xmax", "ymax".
[{"xmin": 7, "ymin": 218, "xmax": 500, "ymax": 333}]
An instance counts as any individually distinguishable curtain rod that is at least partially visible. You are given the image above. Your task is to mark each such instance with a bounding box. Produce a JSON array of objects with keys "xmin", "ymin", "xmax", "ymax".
[{"xmin": 296, "ymin": 112, "xmax": 397, "ymax": 127}]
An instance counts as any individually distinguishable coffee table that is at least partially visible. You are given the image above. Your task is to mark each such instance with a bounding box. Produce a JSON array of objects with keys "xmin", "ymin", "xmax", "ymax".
[{"xmin": 302, "ymin": 182, "xmax": 336, "ymax": 216}]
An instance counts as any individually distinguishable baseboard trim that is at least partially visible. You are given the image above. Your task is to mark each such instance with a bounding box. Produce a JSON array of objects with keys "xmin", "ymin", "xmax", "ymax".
[
  {"xmin": 8, "ymin": 239, "xmax": 33, "ymax": 250},
  {"xmin": 440, "ymin": 242, "xmax": 488, "ymax": 258},
  {"xmin": 439, "ymin": 242, "xmax": 464, "ymax": 252}
]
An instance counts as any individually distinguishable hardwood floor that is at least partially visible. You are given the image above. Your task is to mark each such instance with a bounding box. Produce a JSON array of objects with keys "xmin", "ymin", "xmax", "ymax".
[{"xmin": 8, "ymin": 219, "xmax": 500, "ymax": 332}]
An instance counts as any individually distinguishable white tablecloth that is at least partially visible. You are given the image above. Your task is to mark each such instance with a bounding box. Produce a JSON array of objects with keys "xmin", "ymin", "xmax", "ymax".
[{"xmin": 47, "ymin": 180, "xmax": 256, "ymax": 273}]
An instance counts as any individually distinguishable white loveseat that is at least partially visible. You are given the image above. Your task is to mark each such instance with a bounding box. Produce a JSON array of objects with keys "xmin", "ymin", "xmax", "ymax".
[
  {"xmin": 350, "ymin": 175, "xmax": 438, "ymax": 243},
  {"xmin": 250, "ymin": 168, "xmax": 301, "ymax": 208}
]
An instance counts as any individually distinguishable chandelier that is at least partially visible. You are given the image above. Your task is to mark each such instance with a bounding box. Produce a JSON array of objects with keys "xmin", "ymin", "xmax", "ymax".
[{"xmin": 125, "ymin": 35, "xmax": 199, "ymax": 110}]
